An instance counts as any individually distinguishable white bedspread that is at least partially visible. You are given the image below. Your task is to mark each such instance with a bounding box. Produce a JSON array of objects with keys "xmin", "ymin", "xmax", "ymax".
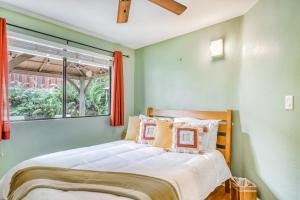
[{"xmin": 0, "ymin": 140, "xmax": 231, "ymax": 200}]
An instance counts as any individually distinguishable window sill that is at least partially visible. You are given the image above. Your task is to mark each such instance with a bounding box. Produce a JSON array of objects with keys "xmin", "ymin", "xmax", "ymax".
[{"xmin": 10, "ymin": 114, "xmax": 111, "ymax": 123}]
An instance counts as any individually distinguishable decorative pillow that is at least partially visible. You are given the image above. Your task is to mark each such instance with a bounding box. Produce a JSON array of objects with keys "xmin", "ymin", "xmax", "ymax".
[
  {"xmin": 153, "ymin": 119, "xmax": 173, "ymax": 148},
  {"xmin": 125, "ymin": 116, "xmax": 141, "ymax": 141},
  {"xmin": 137, "ymin": 116, "xmax": 157, "ymax": 145},
  {"xmin": 171, "ymin": 123, "xmax": 205, "ymax": 154},
  {"xmin": 174, "ymin": 118, "xmax": 219, "ymax": 151}
]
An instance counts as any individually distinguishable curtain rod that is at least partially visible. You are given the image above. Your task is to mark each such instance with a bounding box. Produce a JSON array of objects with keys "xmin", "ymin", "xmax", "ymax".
[{"xmin": 6, "ymin": 23, "xmax": 130, "ymax": 58}]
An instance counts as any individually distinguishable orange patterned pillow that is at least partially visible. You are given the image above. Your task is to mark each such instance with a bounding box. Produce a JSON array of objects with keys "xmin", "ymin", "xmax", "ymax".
[
  {"xmin": 171, "ymin": 123, "xmax": 205, "ymax": 154},
  {"xmin": 137, "ymin": 116, "xmax": 157, "ymax": 145}
]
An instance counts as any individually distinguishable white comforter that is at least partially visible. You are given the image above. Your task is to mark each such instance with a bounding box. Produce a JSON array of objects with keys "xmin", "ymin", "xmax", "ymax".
[{"xmin": 0, "ymin": 140, "xmax": 231, "ymax": 200}]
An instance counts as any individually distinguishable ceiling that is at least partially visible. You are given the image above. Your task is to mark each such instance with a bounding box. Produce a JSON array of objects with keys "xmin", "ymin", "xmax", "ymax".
[{"xmin": 0, "ymin": 0, "xmax": 257, "ymax": 49}]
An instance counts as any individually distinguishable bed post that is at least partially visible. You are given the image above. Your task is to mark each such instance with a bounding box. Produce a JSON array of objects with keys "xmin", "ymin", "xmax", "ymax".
[
  {"xmin": 147, "ymin": 107, "xmax": 154, "ymax": 117},
  {"xmin": 225, "ymin": 110, "xmax": 232, "ymax": 167},
  {"xmin": 225, "ymin": 180, "xmax": 230, "ymax": 193},
  {"xmin": 225, "ymin": 110, "xmax": 232, "ymax": 194}
]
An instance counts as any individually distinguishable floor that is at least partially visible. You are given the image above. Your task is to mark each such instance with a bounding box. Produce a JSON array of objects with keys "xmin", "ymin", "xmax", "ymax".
[{"xmin": 206, "ymin": 186, "xmax": 231, "ymax": 200}]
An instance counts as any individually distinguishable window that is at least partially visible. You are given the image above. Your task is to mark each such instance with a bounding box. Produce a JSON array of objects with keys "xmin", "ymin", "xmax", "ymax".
[
  {"xmin": 66, "ymin": 61, "xmax": 110, "ymax": 117},
  {"xmin": 8, "ymin": 33, "xmax": 112, "ymax": 121},
  {"xmin": 9, "ymin": 54, "xmax": 63, "ymax": 120}
]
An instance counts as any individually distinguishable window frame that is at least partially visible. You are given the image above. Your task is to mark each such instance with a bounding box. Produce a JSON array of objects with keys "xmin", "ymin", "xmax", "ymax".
[{"xmin": 8, "ymin": 32, "xmax": 113, "ymax": 122}]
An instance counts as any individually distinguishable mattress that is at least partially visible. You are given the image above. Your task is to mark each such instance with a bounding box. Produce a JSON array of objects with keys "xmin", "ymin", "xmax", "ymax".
[{"xmin": 0, "ymin": 140, "xmax": 231, "ymax": 200}]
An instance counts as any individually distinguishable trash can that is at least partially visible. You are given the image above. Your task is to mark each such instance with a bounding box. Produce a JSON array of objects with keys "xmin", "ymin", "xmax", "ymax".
[{"xmin": 230, "ymin": 177, "xmax": 257, "ymax": 200}]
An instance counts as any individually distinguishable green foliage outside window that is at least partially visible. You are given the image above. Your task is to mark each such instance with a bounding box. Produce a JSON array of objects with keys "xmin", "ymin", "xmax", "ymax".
[{"xmin": 9, "ymin": 75, "xmax": 109, "ymax": 120}]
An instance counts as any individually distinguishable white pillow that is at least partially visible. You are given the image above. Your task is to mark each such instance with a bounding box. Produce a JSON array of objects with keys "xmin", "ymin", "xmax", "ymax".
[{"xmin": 174, "ymin": 118, "xmax": 219, "ymax": 151}]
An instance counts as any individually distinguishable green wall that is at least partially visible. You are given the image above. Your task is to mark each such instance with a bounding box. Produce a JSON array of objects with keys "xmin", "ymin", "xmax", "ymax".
[
  {"xmin": 0, "ymin": 8, "xmax": 135, "ymax": 177},
  {"xmin": 134, "ymin": 17, "xmax": 242, "ymax": 114},
  {"xmin": 239, "ymin": 0, "xmax": 300, "ymax": 199},
  {"xmin": 135, "ymin": 1, "xmax": 300, "ymax": 199}
]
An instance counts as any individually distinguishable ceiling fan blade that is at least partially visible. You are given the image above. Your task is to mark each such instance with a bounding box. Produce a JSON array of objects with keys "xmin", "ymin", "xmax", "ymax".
[
  {"xmin": 149, "ymin": 0, "xmax": 187, "ymax": 15},
  {"xmin": 117, "ymin": 0, "xmax": 131, "ymax": 23}
]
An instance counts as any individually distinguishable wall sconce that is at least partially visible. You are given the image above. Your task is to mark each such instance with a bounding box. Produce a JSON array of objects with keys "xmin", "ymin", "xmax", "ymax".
[{"xmin": 210, "ymin": 39, "xmax": 224, "ymax": 58}]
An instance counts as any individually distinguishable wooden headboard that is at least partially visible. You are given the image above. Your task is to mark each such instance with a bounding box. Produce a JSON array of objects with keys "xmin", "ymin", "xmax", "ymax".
[{"xmin": 147, "ymin": 107, "xmax": 233, "ymax": 167}]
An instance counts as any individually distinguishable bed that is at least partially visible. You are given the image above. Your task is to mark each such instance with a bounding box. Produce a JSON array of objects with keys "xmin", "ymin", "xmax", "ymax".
[{"xmin": 0, "ymin": 108, "xmax": 233, "ymax": 200}]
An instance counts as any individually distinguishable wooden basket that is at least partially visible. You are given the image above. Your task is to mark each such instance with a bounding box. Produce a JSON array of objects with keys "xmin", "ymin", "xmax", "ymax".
[{"xmin": 230, "ymin": 177, "xmax": 257, "ymax": 200}]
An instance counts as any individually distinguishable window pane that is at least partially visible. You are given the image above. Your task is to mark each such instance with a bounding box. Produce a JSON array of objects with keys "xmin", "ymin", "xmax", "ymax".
[
  {"xmin": 9, "ymin": 51, "xmax": 63, "ymax": 120},
  {"xmin": 66, "ymin": 61, "xmax": 110, "ymax": 117}
]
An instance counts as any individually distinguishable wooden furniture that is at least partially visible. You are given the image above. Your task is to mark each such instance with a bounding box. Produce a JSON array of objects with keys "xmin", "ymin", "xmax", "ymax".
[
  {"xmin": 206, "ymin": 186, "xmax": 230, "ymax": 200},
  {"xmin": 230, "ymin": 178, "xmax": 257, "ymax": 200},
  {"xmin": 147, "ymin": 107, "xmax": 233, "ymax": 193}
]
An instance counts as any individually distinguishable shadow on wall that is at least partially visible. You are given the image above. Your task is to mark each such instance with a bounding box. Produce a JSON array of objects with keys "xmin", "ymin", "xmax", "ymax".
[
  {"xmin": 231, "ymin": 111, "xmax": 277, "ymax": 200},
  {"xmin": 241, "ymin": 133, "xmax": 277, "ymax": 200}
]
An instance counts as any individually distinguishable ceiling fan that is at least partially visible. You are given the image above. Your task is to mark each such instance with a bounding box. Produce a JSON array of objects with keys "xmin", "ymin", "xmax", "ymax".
[{"xmin": 117, "ymin": 0, "xmax": 187, "ymax": 23}]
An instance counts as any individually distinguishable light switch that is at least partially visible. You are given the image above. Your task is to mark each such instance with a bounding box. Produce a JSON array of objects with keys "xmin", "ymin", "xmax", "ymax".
[{"xmin": 285, "ymin": 96, "xmax": 294, "ymax": 110}]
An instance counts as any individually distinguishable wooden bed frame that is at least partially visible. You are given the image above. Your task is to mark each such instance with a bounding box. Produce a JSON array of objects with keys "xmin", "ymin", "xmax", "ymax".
[{"xmin": 147, "ymin": 107, "xmax": 233, "ymax": 193}]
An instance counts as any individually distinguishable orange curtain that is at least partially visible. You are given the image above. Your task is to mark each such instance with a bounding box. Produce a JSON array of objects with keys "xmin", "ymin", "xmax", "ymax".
[
  {"xmin": 0, "ymin": 18, "xmax": 10, "ymax": 141},
  {"xmin": 110, "ymin": 51, "xmax": 124, "ymax": 126}
]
